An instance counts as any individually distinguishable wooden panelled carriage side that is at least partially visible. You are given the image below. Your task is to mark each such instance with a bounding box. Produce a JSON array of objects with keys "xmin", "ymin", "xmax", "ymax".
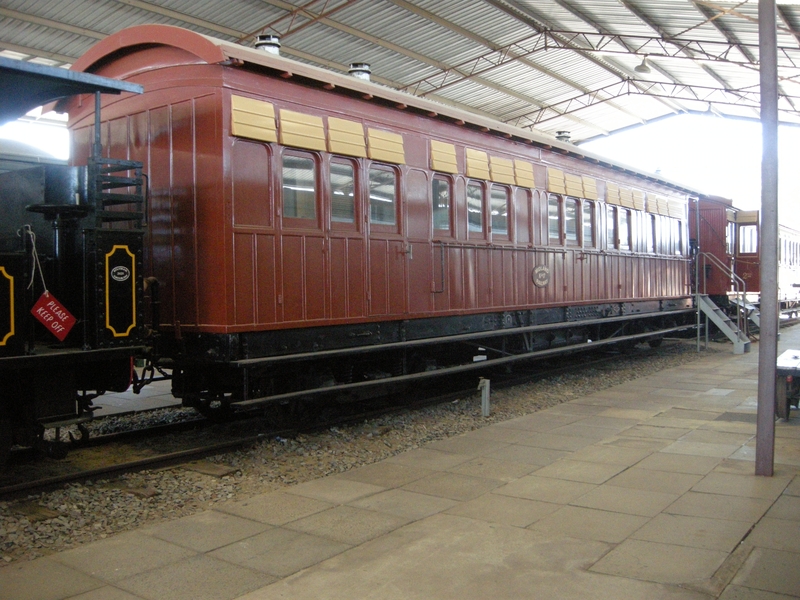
[{"xmin": 64, "ymin": 24, "xmax": 697, "ymax": 415}]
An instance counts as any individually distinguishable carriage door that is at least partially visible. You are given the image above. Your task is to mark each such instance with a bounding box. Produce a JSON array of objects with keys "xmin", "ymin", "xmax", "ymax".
[
  {"xmin": 406, "ymin": 169, "xmax": 434, "ymax": 314},
  {"xmin": 367, "ymin": 163, "xmax": 407, "ymax": 316},
  {"xmin": 735, "ymin": 211, "xmax": 760, "ymax": 293}
]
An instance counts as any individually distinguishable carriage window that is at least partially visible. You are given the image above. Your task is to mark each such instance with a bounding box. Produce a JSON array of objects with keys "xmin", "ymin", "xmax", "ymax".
[
  {"xmin": 432, "ymin": 176, "xmax": 451, "ymax": 232},
  {"xmin": 330, "ymin": 160, "xmax": 355, "ymax": 223},
  {"xmin": 282, "ymin": 153, "xmax": 316, "ymax": 220},
  {"xmin": 467, "ymin": 182, "xmax": 484, "ymax": 235},
  {"xmin": 565, "ymin": 197, "xmax": 578, "ymax": 244},
  {"xmin": 490, "ymin": 186, "xmax": 509, "ymax": 238},
  {"xmin": 548, "ymin": 195, "xmax": 561, "ymax": 242},
  {"xmin": 672, "ymin": 219, "xmax": 683, "ymax": 255},
  {"xmin": 582, "ymin": 200, "xmax": 594, "ymax": 247},
  {"xmin": 607, "ymin": 205, "xmax": 616, "ymax": 248},
  {"xmin": 726, "ymin": 222, "xmax": 736, "ymax": 255},
  {"xmin": 647, "ymin": 214, "xmax": 656, "ymax": 253},
  {"xmin": 619, "ymin": 209, "xmax": 630, "ymax": 250},
  {"xmin": 739, "ymin": 224, "xmax": 757, "ymax": 254},
  {"xmin": 369, "ymin": 166, "xmax": 397, "ymax": 226}
]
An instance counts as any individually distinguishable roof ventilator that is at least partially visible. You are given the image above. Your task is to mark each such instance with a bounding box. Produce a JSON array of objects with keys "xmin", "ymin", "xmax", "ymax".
[
  {"xmin": 348, "ymin": 63, "xmax": 371, "ymax": 81},
  {"xmin": 556, "ymin": 131, "xmax": 571, "ymax": 142},
  {"xmin": 254, "ymin": 34, "xmax": 281, "ymax": 55}
]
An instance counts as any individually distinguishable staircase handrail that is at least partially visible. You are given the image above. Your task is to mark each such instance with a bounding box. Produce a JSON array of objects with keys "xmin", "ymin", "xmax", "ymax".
[{"xmin": 697, "ymin": 251, "xmax": 748, "ymax": 338}]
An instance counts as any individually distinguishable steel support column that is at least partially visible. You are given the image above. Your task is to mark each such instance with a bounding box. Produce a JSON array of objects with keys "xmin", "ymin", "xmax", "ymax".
[{"xmin": 756, "ymin": 0, "xmax": 779, "ymax": 476}]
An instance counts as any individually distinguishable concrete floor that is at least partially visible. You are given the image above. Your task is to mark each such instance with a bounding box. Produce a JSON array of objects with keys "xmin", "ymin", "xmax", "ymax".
[{"xmin": 1, "ymin": 329, "xmax": 799, "ymax": 600}]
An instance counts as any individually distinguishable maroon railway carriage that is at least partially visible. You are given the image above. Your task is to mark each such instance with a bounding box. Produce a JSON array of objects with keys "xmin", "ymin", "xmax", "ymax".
[
  {"xmin": 690, "ymin": 195, "xmax": 800, "ymax": 310},
  {"xmin": 64, "ymin": 25, "xmax": 696, "ymax": 414}
]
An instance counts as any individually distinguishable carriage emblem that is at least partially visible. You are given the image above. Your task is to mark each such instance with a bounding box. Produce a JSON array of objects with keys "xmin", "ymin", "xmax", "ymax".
[{"xmin": 532, "ymin": 265, "xmax": 551, "ymax": 288}]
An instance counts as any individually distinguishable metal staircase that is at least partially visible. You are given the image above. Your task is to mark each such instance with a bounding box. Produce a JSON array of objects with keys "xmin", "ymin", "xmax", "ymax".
[
  {"xmin": 696, "ymin": 251, "xmax": 751, "ymax": 354},
  {"xmin": 697, "ymin": 294, "xmax": 750, "ymax": 354},
  {"xmin": 730, "ymin": 297, "xmax": 760, "ymax": 328}
]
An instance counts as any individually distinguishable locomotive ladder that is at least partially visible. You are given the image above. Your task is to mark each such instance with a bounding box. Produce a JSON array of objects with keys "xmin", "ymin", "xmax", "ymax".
[
  {"xmin": 87, "ymin": 156, "xmax": 145, "ymax": 230},
  {"xmin": 697, "ymin": 294, "xmax": 751, "ymax": 354}
]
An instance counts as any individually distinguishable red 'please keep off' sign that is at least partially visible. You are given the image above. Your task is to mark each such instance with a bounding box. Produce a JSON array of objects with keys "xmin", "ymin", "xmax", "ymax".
[{"xmin": 30, "ymin": 292, "xmax": 76, "ymax": 342}]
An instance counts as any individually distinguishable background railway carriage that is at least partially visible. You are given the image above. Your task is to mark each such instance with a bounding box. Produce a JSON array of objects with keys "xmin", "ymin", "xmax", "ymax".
[
  {"xmin": 690, "ymin": 196, "xmax": 800, "ymax": 316},
  {"xmin": 59, "ymin": 24, "xmax": 697, "ymax": 417}
]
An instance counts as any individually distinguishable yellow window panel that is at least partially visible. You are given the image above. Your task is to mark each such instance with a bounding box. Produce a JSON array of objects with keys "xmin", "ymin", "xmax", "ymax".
[
  {"xmin": 280, "ymin": 109, "xmax": 326, "ymax": 152},
  {"xmin": 658, "ymin": 198, "xmax": 671, "ymax": 216},
  {"xmin": 736, "ymin": 210, "xmax": 759, "ymax": 224},
  {"xmin": 490, "ymin": 156, "xmax": 515, "ymax": 185},
  {"xmin": 466, "ymin": 148, "xmax": 490, "ymax": 179},
  {"xmin": 514, "ymin": 160, "xmax": 535, "ymax": 188},
  {"xmin": 368, "ymin": 128, "xmax": 405, "ymax": 164},
  {"xmin": 231, "ymin": 95, "xmax": 277, "ymax": 143},
  {"xmin": 645, "ymin": 194, "xmax": 660, "ymax": 214},
  {"xmin": 546, "ymin": 167, "xmax": 566, "ymax": 194},
  {"xmin": 430, "ymin": 139, "xmax": 458, "ymax": 173},
  {"xmin": 328, "ymin": 117, "xmax": 366, "ymax": 157},
  {"xmin": 632, "ymin": 190, "xmax": 646, "ymax": 211},
  {"xmin": 582, "ymin": 176, "xmax": 598, "ymax": 200},
  {"xmin": 606, "ymin": 182, "xmax": 621, "ymax": 205},
  {"xmin": 668, "ymin": 200, "xmax": 686, "ymax": 219},
  {"xmin": 564, "ymin": 172, "xmax": 583, "ymax": 197},
  {"xmin": 619, "ymin": 187, "xmax": 635, "ymax": 209},
  {"xmin": 727, "ymin": 209, "xmax": 736, "ymax": 222}
]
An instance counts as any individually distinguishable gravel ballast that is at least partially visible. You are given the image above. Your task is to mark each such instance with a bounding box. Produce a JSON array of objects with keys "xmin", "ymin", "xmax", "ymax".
[{"xmin": 0, "ymin": 341, "xmax": 716, "ymax": 565}]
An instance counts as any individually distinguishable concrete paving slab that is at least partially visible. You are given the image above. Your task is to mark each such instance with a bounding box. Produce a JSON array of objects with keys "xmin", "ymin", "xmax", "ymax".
[
  {"xmin": 567, "ymin": 443, "xmax": 653, "ymax": 466},
  {"xmin": 548, "ymin": 422, "xmax": 627, "ymax": 440},
  {"xmin": 235, "ymin": 514, "xmax": 707, "ymax": 600},
  {"xmin": 529, "ymin": 505, "xmax": 649, "ymax": 544},
  {"xmin": 383, "ymin": 447, "xmax": 472, "ymax": 470},
  {"xmin": 731, "ymin": 547, "xmax": 800, "ymax": 597},
  {"xmin": 215, "ymin": 491, "xmax": 333, "ymax": 525},
  {"xmin": 691, "ymin": 472, "xmax": 793, "ymax": 500},
  {"xmin": 494, "ymin": 474, "xmax": 596, "ymax": 504},
  {"xmin": 631, "ymin": 513, "xmax": 753, "ymax": 552},
  {"xmin": 660, "ymin": 440, "xmax": 745, "ymax": 458},
  {"xmin": 401, "ymin": 471, "xmax": 502, "ymax": 501},
  {"xmin": 337, "ymin": 461, "xmax": 432, "ymax": 488},
  {"xmin": 571, "ymin": 485, "xmax": 679, "ymax": 517},
  {"xmin": 284, "ymin": 476, "xmax": 385, "ymax": 504},
  {"xmin": 493, "ymin": 412, "xmax": 583, "ymax": 432},
  {"xmin": 144, "ymin": 510, "xmax": 269, "ymax": 553},
  {"xmin": 577, "ymin": 415, "xmax": 642, "ymax": 430},
  {"xmin": 0, "ymin": 557, "xmax": 103, "ymax": 600},
  {"xmin": 445, "ymin": 455, "xmax": 538, "ymax": 482},
  {"xmin": 746, "ymin": 518, "xmax": 800, "ymax": 553},
  {"xmin": 483, "ymin": 442, "xmax": 569, "ymax": 466},
  {"xmin": 511, "ymin": 431, "xmax": 596, "ymax": 451},
  {"xmin": 445, "ymin": 492, "xmax": 560, "ymax": 527},
  {"xmin": 284, "ymin": 505, "xmax": 411, "ymax": 545},
  {"xmin": 764, "ymin": 494, "xmax": 800, "ymax": 521},
  {"xmin": 643, "ymin": 416, "xmax": 716, "ymax": 429},
  {"xmin": 602, "ymin": 436, "xmax": 672, "ymax": 451},
  {"xmin": 51, "ymin": 530, "xmax": 196, "ymax": 582},
  {"xmin": 348, "ymin": 488, "xmax": 458, "ymax": 519},
  {"xmin": 605, "ymin": 467, "xmax": 703, "ymax": 495},
  {"xmin": 785, "ymin": 475, "xmax": 800, "ymax": 496},
  {"xmin": 665, "ymin": 492, "xmax": 774, "ymax": 522},
  {"xmin": 424, "ymin": 434, "xmax": 510, "ymax": 456},
  {"xmin": 718, "ymin": 584, "xmax": 799, "ymax": 599},
  {"xmin": 680, "ymin": 429, "xmax": 755, "ymax": 445},
  {"xmin": 590, "ymin": 538, "xmax": 729, "ymax": 585},
  {"xmin": 530, "ymin": 458, "xmax": 627, "ymax": 484},
  {"xmin": 597, "ymin": 407, "xmax": 662, "ymax": 420},
  {"xmin": 540, "ymin": 403, "xmax": 609, "ymax": 416},
  {"xmin": 208, "ymin": 528, "xmax": 351, "ymax": 578},
  {"xmin": 634, "ymin": 452, "xmax": 722, "ymax": 475},
  {"xmin": 621, "ymin": 424, "xmax": 695, "ymax": 440},
  {"xmin": 116, "ymin": 555, "xmax": 274, "ymax": 600},
  {"xmin": 66, "ymin": 587, "xmax": 147, "ymax": 599}
]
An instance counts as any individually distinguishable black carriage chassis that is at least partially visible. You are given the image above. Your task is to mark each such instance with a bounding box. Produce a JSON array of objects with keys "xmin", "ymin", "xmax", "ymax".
[{"xmin": 170, "ymin": 298, "xmax": 695, "ymax": 410}]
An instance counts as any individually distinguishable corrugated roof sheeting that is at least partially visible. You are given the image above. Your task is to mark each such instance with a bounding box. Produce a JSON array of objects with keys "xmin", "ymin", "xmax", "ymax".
[{"xmin": 0, "ymin": 0, "xmax": 798, "ymax": 144}]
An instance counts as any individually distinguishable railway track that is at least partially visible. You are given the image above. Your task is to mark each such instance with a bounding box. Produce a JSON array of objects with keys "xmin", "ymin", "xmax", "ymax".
[{"xmin": 0, "ymin": 341, "xmax": 686, "ymax": 498}]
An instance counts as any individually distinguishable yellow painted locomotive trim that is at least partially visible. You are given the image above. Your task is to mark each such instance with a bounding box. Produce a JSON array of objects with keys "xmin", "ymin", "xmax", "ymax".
[
  {"xmin": 0, "ymin": 266, "xmax": 13, "ymax": 346},
  {"xmin": 105, "ymin": 245, "xmax": 136, "ymax": 337}
]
